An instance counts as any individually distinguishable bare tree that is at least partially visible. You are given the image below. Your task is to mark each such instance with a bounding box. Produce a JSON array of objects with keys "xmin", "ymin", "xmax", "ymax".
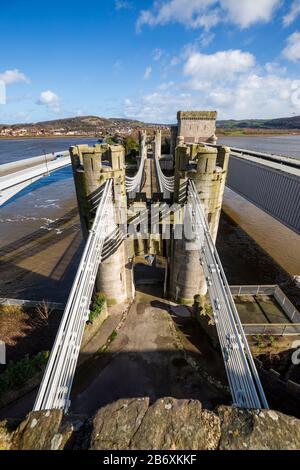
[{"xmin": 33, "ymin": 300, "xmax": 53, "ymax": 327}]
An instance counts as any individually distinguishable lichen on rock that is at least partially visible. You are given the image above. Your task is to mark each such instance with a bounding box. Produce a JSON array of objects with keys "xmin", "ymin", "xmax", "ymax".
[{"xmin": 3, "ymin": 398, "xmax": 300, "ymax": 450}]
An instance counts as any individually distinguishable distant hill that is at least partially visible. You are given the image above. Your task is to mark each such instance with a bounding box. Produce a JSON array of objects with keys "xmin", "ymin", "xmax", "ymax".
[
  {"xmin": 0, "ymin": 116, "xmax": 151, "ymax": 131},
  {"xmin": 1, "ymin": 114, "xmax": 300, "ymax": 135},
  {"xmin": 217, "ymin": 115, "xmax": 300, "ymax": 130}
]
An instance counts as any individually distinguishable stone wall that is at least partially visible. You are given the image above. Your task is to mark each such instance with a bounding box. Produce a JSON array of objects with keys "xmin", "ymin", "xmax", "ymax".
[
  {"xmin": 70, "ymin": 144, "xmax": 129, "ymax": 305},
  {"xmin": 169, "ymin": 144, "xmax": 230, "ymax": 304},
  {"xmin": 177, "ymin": 111, "xmax": 217, "ymax": 144},
  {"xmin": 2, "ymin": 397, "xmax": 300, "ymax": 450}
]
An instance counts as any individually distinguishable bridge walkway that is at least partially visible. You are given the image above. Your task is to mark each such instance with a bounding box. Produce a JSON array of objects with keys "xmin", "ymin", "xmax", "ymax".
[
  {"xmin": 71, "ymin": 286, "xmax": 227, "ymax": 416},
  {"xmin": 142, "ymin": 153, "xmax": 158, "ymax": 198}
]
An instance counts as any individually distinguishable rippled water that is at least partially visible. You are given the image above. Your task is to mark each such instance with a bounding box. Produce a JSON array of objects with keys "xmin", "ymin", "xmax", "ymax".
[
  {"xmin": 0, "ymin": 138, "xmax": 95, "ymax": 301},
  {"xmin": 219, "ymin": 135, "xmax": 300, "ymax": 160},
  {"xmin": 0, "ymin": 137, "xmax": 96, "ymax": 164},
  {"xmin": 218, "ymin": 135, "xmax": 300, "ymax": 277},
  {"xmin": 0, "ymin": 137, "xmax": 95, "ymax": 231}
]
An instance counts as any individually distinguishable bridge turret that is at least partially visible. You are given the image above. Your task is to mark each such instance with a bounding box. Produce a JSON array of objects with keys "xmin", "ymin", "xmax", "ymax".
[
  {"xmin": 139, "ymin": 130, "xmax": 147, "ymax": 160},
  {"xmin": 70, "ymin": 143, "xmax": 132, "ymax": 305},
  {"xmin": 169, "ymin": 143, "xmax": 230, "ymax": 305},
  {"xmin": 154, "ymin": 129, "xmax": 162, "ymax": 160}
]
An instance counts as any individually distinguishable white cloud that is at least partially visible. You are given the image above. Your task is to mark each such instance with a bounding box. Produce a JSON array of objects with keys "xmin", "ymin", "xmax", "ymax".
[
  {"xmin": 115, "ymin": 1, "xmax": 132, "ymax": 10},
  {"xmin": 158, "ymin": 81, "xmax": 176, "ymax": 90},
  {"xmin": 183, "ymin": 49, "xmax": 255, "ymax": 88},
  {"xmin": 123, "ymin": 91, "xmax": 194, "ymax": 122},
  {"xmin": 124, "ymin": 74, "xmax": 300, "ymax": 122},
  {"xmin": 136, "ymin": 0, "xmax": 281, "ymax": 31},
  {"xmin": 0, "ymin": 69, "xmax": 29, "ymax": 85},
  {"xmin": 181, "ymin": 48, "xmax": 299, "ymax": 118},
  {"xmin": 143, "ymin": 66, "xmax": 152, "ymax": 79},
  {"xmin": 206, "ymin": 73, "xmax": 298, "ymax": 118},
  {"xmin": 283, "ymin": 0, "xmax": 300, "ymax": 26},
  {"xmin": 153, "ymin": 48, "xmax": 164, "ymax": 61},
  {"xmin": 198, "ymin": 31, "xmax": 215, "ymax": 48},
  {"xmin": 221, "ymin": 0, "xmax": 281, "ymax": 28},
  {"xmin": 123, "ymin": 45, "xmax": 300, "ymax": 122},
  {"xmin": 137, "ymin": 0, "xmax": 218, "ymax": 31},
  {"xmin": 264, "ymin": 61, "xmax": 287, "ymax": 74},
  {"xmin": 283, "ymin": 31, "xmax": 300, "ymax": 61},
  {"xmin": 37, "ymin": 90, "xmax": 60, "ymax": 112}
]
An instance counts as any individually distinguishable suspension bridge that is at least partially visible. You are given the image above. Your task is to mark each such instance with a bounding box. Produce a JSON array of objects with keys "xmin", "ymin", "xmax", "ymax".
[
  {"xmin": 31, "ymin": 137, "xmax": 269, "ymax": 412},
  {"xmin": 3, "ymin": 111, "xmax": 299, "ymax": 414}
]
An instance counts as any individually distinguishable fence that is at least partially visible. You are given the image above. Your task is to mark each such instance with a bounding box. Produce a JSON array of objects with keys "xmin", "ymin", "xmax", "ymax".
[{"xmin": 230, "ymin": 285, "xmax": 300, "ymax": 336}]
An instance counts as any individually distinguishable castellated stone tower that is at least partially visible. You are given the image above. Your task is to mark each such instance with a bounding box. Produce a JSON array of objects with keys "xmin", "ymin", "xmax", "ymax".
[
  {"xmin": 169, "ymin": 143, "xmax": 230, "ymax": 305},
  {"xmin": 177, "ymin": 111, "xmax": 218, "ymax": 144},
  {"xmin": 170, "ymin": 111, "xmax": 218, "ymax": 156},
  {"xmin": 70, "ymin": 143, "xmax": 131, "ymax": 306}
]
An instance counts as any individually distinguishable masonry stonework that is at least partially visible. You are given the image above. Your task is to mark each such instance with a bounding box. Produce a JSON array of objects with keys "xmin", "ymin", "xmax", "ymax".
[{"xmin": 177, "ymin": 110, "xmax": 217, "ymax": 144}]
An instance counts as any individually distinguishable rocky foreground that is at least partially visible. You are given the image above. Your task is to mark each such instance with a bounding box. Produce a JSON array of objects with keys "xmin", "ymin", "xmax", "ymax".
[{"xmin": 1, "ymin": 397, "xmax": 300, "ymax": 450}]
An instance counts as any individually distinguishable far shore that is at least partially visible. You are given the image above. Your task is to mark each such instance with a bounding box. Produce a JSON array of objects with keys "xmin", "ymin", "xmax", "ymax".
[
  {"xmin": 0, "ymin": 130, "xmax": 300, "ymax": 141},
  {"xmin": 217, "ymin": 129, "xmax": 300, "ymax": 137},
  {"xmin": 0, "ymin": 135, "xmax": 99, "ymax": 141}
]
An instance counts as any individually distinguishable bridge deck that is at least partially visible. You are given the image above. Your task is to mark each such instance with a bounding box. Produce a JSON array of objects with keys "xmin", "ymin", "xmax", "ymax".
[{"xmin": 71, "ymin": 290, "xmax": 227, "ymax": 415}]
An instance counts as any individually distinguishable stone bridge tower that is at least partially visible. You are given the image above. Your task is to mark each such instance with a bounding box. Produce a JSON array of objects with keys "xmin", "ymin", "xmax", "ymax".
[
  {"xmin": 169, "ymin": 112, "xmax": 229, "ymax": 305},
  {"xmin": 70, "ymin": 111, "xmax": 229, "ymax": 309},
  {"xmin": 70, "ymin": 143, "xmax": 132, "ymax": 306}
]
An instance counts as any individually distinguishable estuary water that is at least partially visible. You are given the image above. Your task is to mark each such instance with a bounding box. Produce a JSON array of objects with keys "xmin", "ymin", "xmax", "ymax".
[
  {"xmin": 219, "ymin": 135, "xmax": 300, "ymax": 160},
  {"xmin": 218, "ymin": 135, "xmax": 300, "ymax": 277},
  {"xmin": 0, "ymin": 138, "xmax": 95, "ymax": 302}
]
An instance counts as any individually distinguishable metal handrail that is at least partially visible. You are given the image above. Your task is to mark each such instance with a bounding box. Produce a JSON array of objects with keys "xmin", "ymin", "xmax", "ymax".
[
  {"xmin": 188, "ymin": 179, "xmax": 268, "ymax": 409},
  {"xmin": 154, "ymin": 151, "xmax": 174, "ymax": 193},
  {"xmin": 33, "ymin": 179, "xmax": 113, "ymax": 411}
]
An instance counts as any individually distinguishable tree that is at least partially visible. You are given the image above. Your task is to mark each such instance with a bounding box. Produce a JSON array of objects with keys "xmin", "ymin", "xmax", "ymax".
[{"xmin": 124, "ymin": 136, "xmax": 139, "ymax": 163}]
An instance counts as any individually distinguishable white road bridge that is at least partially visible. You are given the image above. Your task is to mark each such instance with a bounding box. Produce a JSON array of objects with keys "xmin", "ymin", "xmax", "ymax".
[
  {"xmin": 32, "ymin": 154, "xmax": 268, "ymax": 413},
  {"xmin": 0, "ymin": 151, "xmax": 70, "ymax": 206}
]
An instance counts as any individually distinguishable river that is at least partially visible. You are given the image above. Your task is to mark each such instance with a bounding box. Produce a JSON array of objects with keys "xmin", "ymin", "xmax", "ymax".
[
  {"xmin": 0, "ymin": 138, "xmax": 95, "ymax": 302},
  {"xmin": 219, "ymin": 135, "xmax": 300, "ymax": 277},
  {"xmin": 219, "ymin": 135, "xmax": 300, "ymax": 160}
]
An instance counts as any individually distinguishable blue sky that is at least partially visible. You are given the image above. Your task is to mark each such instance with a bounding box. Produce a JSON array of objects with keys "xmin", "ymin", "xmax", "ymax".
[{"xmin": 0, "ymin": 0, "xmax": 300, "ymax": 123}]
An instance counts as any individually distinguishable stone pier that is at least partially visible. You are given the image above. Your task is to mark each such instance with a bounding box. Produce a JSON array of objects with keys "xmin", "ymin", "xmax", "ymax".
[
  {"xmin": 139, "ymin": 130, "xmax": 147, "ymax": 160},
  {"xmin": 70, "ymin": 143, "xmax": 132, "ymax": 305},
  {"xmin": 169, "ymin": 142, "xmax": 230, "ymax": 305},
  {"xmin": 154, "ymin": 129, "xmax": 162, "ymax": 160}
]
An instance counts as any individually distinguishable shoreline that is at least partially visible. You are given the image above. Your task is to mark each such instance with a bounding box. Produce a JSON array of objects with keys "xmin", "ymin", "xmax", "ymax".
[
  {"xmin": 217, "ymin": 131, "xmax": 300, "ymax": 137},
  {"xmin": 0, "ymin": 135, "xmax": 99, "ymax": 141},
  {"xmin": 0, "ymin": 130, "xmax": 300, "ymax": 140}
]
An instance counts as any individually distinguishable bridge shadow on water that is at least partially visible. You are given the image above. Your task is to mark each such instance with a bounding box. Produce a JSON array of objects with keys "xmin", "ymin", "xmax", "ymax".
[
  {"xmin": 0, "ymin": 205, "xmax": 83, "ymax": 298},
  {"xmin": 0, "ymin": 207, "xmax": 79, "ymax": 259},
  {"xmin": 0, "ymin": 225, "xmax": 84, "ymax": 370}
]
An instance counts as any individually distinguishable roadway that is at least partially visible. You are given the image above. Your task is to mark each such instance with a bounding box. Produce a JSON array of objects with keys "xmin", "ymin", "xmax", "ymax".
[{"xmin": 0, "ymin": 154, "xmax": 71, "ymax": 206}]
